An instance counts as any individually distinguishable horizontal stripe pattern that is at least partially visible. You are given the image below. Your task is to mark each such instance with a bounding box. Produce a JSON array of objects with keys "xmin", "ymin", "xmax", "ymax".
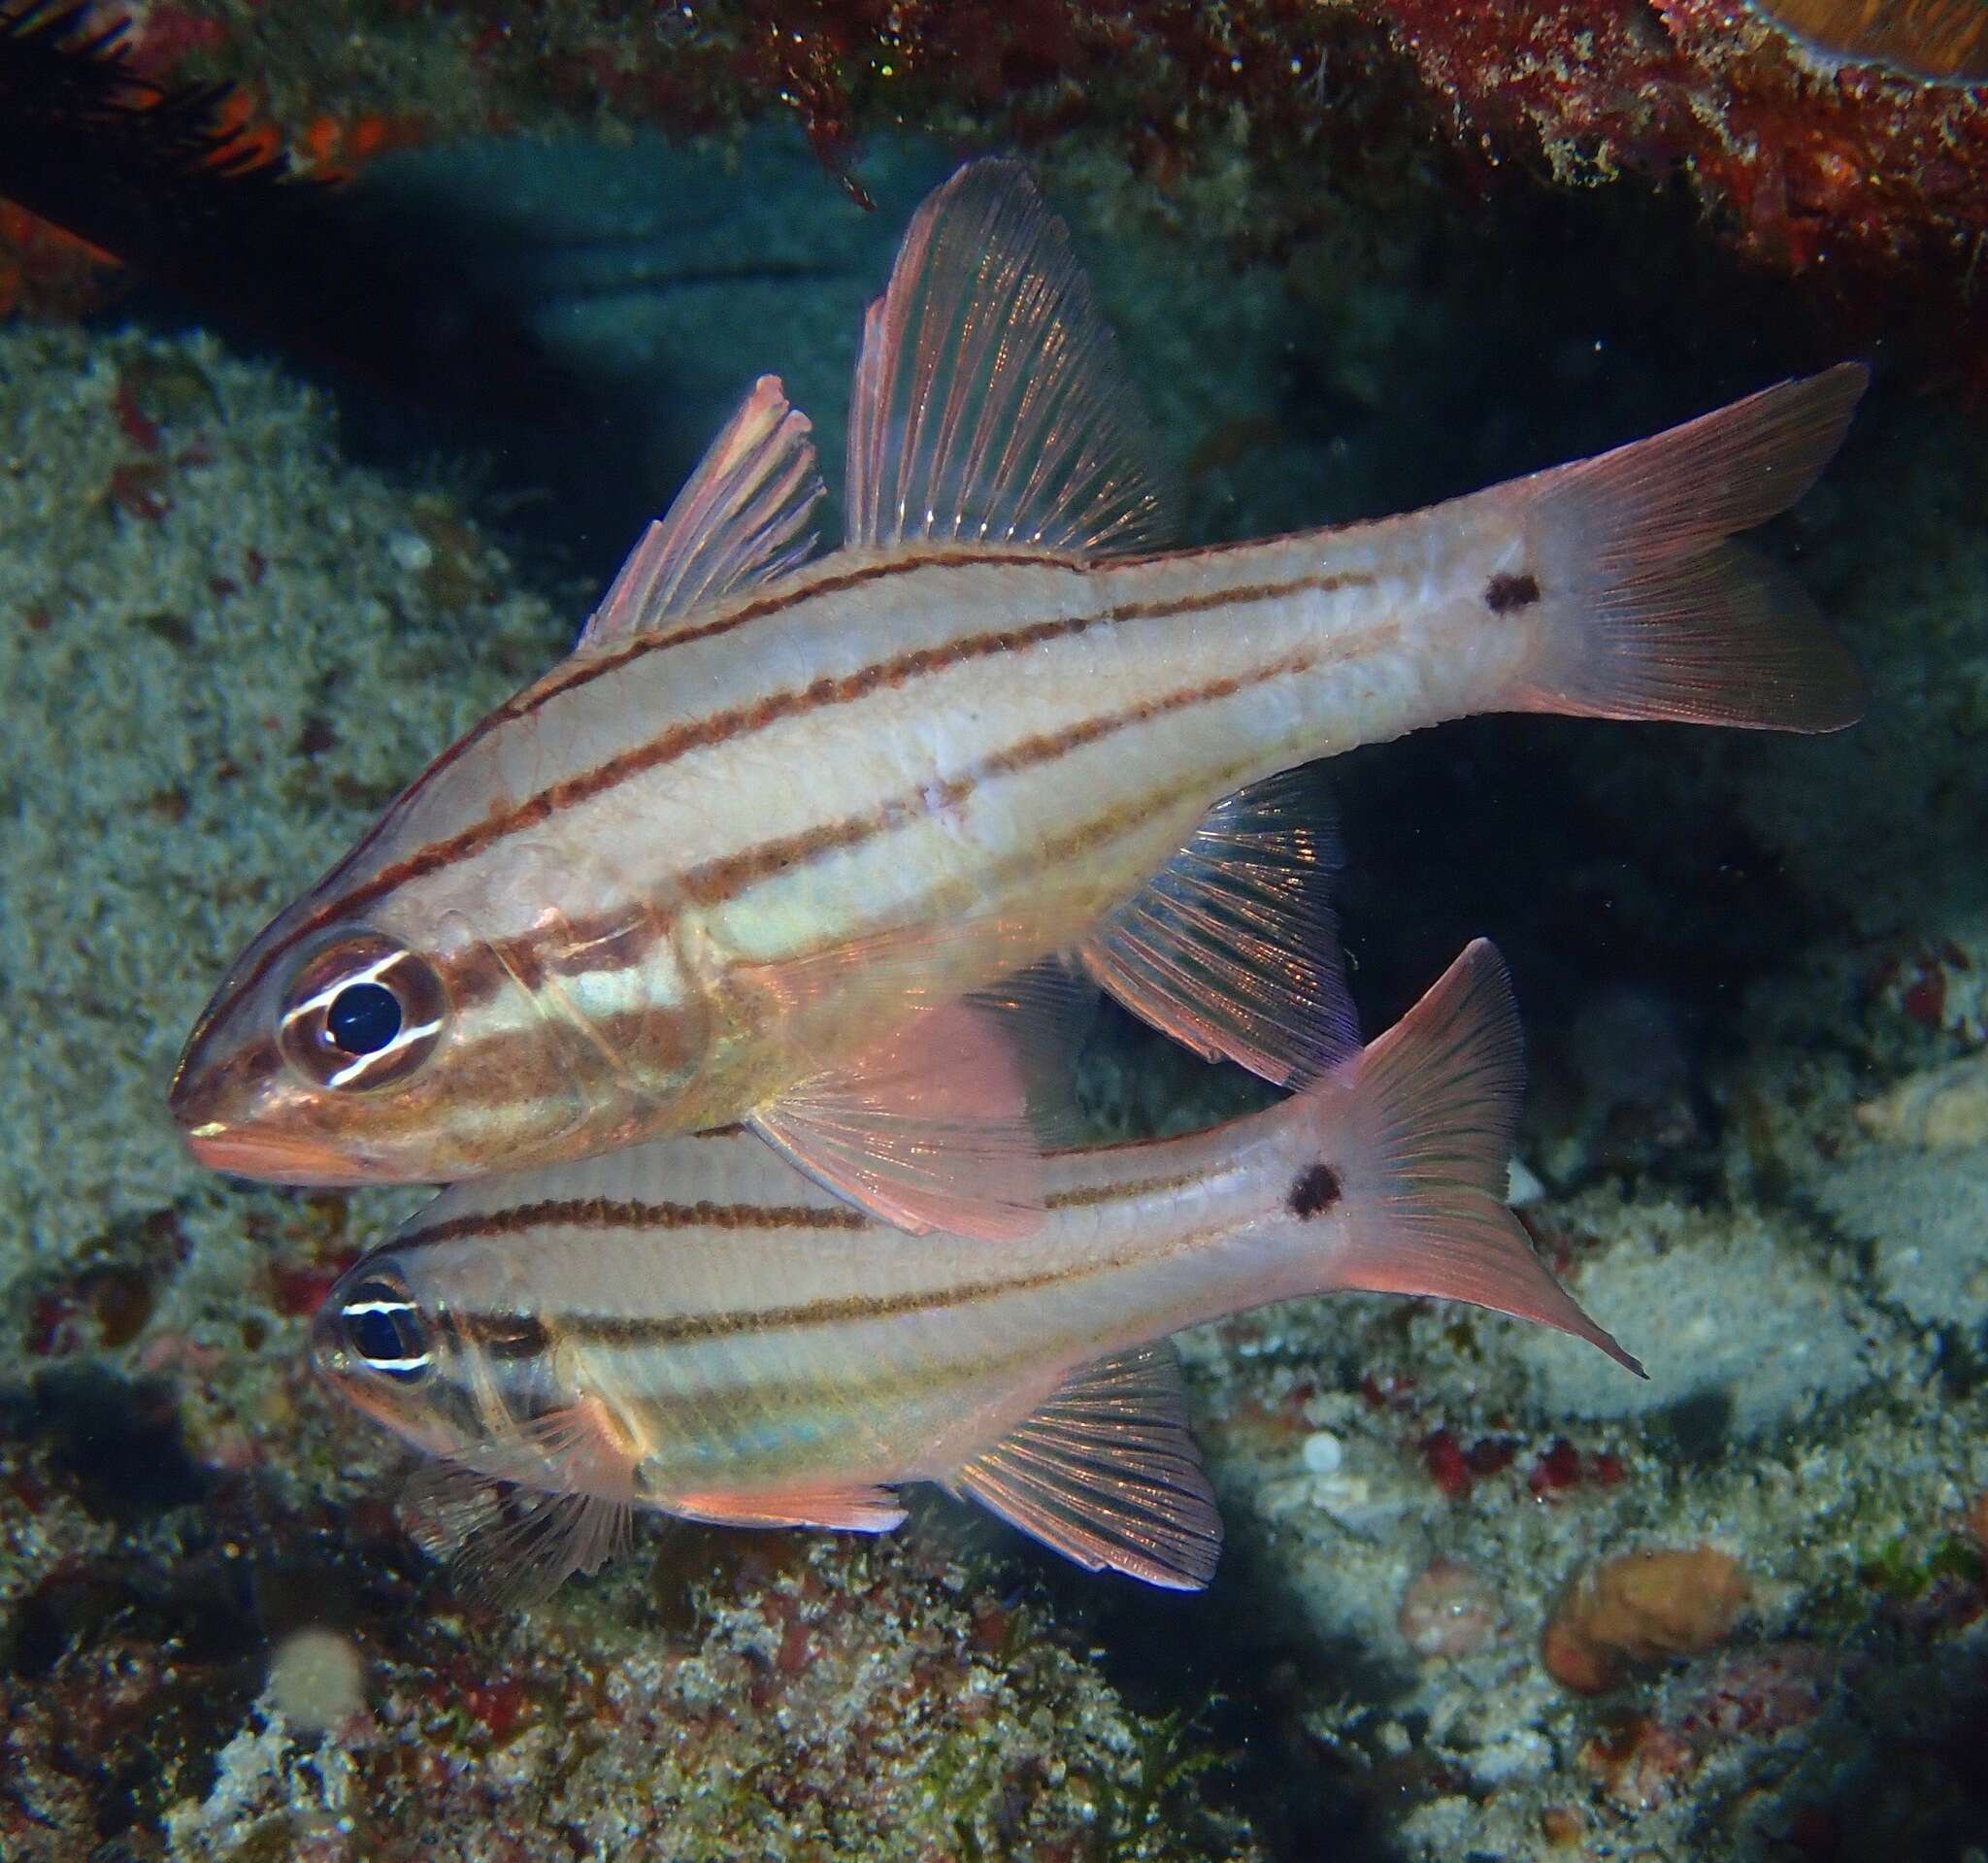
[{"xmin": 195, "ymin": 549, "xmax": 1375, "ymax": 1041}]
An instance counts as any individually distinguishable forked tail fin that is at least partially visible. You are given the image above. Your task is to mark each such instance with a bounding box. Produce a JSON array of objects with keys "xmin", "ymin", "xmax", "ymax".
[
  {"xmin": 1508, "ymin": 363, "xmax": 1867, "ymax": 733},
  {"xmin": 1297, "ymin": 940, "xmax": 1643, "ymax": 1374}
]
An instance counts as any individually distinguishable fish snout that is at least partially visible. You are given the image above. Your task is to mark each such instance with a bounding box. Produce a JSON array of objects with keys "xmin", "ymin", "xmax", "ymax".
[
  {"xmin": 170, "ymin": 1016, "xmax": 373, "ymax": 1183},
  {"xmin": 181, "ymin": 1122, "xmax": 360, "ymax": 1183},
  {"xmin": 307, "ymin": 1298, "xmax": 351, "ymax": 1384}
]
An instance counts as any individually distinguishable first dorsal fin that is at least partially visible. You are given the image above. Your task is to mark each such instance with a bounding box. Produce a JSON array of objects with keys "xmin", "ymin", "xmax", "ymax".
[
  {"xmin": 578, "ymin": 374, "xmax": 825, "ymax": 650},
  {"xmin": 950, "ymin": 1343, "xmax": 1221, "ymax": 1589},
  {"xmin": 845, "ymin": 156, "xmax": 1172, "ymax": 556}
]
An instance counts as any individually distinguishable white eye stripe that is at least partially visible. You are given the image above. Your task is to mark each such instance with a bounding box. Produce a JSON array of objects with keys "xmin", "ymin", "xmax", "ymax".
[
  {"xmin": 343, "ymin": 1296, "xmax": 419, "ymax": 1320},
  {"xmin": 295, "ymin": 952, "xmax": 407, "ymax": 1020},
  {"xmin": 363, "ymin": 1352, "xmax": 433, "ymax": 1374},
  {"xmin": 325, "ymin": 1016, "xmax": 444, "ymax": 1089}
]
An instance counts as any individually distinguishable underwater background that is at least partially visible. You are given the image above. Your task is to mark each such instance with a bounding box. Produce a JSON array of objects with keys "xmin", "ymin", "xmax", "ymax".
[{"xmin": 4, "ymin": 2, "xmax": 1988, "ymax": 1857}]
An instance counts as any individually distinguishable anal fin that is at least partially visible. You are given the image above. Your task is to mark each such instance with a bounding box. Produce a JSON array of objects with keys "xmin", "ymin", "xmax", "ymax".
[
  {"xmin": 950, "ymin": 1343, "xmax": 1221, "ymax": 1590},
  {"xmin": 671, "ymin": 1481, "xmax": 908, "ymax": 1532},
  {"xmin": 1080, "ymin": 763, "xmax": 1356, "ymax": 1086}
]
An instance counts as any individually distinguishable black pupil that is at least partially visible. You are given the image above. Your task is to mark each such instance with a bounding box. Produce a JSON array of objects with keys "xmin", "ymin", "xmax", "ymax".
[{"xmin": 327, "ymin": 981, "xmax": 403, "ymax": 1054}]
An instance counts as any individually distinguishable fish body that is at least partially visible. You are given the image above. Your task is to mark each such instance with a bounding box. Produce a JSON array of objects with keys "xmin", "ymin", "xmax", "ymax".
[
  {"xmin": 315, "ymin": 941, "xmax": 1640, "ymax": 1602},
  {"xmin": 173, "ymin": 158, "xmax": 1866, "ymax": 1232}
]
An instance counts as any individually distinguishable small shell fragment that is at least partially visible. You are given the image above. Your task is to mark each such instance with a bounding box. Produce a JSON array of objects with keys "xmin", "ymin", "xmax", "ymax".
[
  {"xmin": 1399, "ymin": 1558, "xmax": 1504, "ymax": 1658},
  {"xmin": 1857, "ymin": 1050, "xmax": 1988, "ymax": 1150},
  {"xmin": 1541, "ymin": 1547, "xmax": 1748, "ymax": 1693}
]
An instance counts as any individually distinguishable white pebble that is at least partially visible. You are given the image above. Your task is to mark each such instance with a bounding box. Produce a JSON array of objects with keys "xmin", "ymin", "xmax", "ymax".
[
  {"xmin": 1507, "ymin": 1155, "xmax": 1545, "ymax": 1205},
  {"xmin": 268, "ymin": 1625, "xmax": 365, "ymax": 1734},
  {"xmin": 388, "ymin": 530, "xmax": 434, "ymax": 574},
  {"xmin": 1301, "ymin": 1429, "xmax": 1344, "ymax": 1475}
]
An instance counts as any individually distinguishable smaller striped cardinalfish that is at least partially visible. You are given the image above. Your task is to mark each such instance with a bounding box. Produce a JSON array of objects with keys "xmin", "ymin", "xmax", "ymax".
[
  {"xmin": 173, "ymin": 153, "xmax": 1866, "ymax": 1243},
  {"xmin": 313, "ymin": 941, "xmax": 1642, "ymax": 1605}
]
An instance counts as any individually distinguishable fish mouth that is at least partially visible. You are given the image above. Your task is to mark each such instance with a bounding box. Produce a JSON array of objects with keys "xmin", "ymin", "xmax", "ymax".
[
  {"xmin": 307, "ymin": 1306, "xmax": 351, "ymax": 1379},
  {"xmin": 181, "ymin": 1122, "xmax": 359, "ymax": 1184}
]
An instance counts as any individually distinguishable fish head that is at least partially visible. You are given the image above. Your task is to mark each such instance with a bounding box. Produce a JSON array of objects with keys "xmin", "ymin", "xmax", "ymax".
[
  {"xmin": 311, "ymin": 1243, "xmax": 570, "ymax": 1464},
  {"xmin": 171, "ymin": 832, "xmax": 712, "ymax": 1184},
  {"xmin": 310, "ymin": 1248, "xmax": 507, "ymax": 1465},
  {"xmin": 310, "ymin": 1251, "xmax": 456, "ymax": 1453}
]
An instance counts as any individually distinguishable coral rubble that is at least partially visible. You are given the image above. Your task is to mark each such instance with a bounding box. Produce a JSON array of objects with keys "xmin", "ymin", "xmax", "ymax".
[{"xmin": 8, "ymin": 0, "xmax": 1981, "ymax": 364}]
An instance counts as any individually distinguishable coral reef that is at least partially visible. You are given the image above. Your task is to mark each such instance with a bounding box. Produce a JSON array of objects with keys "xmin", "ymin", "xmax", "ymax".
[{"xmin": 5, "ymin": 0, "xmax": 1978, "ymax": 362}]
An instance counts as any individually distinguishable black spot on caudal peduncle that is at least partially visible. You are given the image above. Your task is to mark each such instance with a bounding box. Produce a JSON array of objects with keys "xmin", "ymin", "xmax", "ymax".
[
  {"xmin": 1287, "ymin": 1162, "xmax": 1342, "ymax": 1219},
  {"xmin": 1484, "ymin": 571, "xmax": 1541, "ymax": 614}
]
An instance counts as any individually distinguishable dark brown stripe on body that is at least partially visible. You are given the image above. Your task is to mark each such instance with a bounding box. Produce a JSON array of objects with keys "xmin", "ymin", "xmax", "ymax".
[
  {"xmin": 322, "ymin": 753, "xmax": 1285, "ymax": 1118},
  {"xmin": 398, "ymin": 1194, "xmax": 869, "ymax": 1252},
  {"xmin": 197, "ymin": 559, "xmax": 1368, "ymax": 1039},
  {"xmin": 471, "ymin": 1220, "xmax": 1231, "ymax": 1352},
  {"xmin": 414, "ymin": 1166, "xmax": 1209, "ymax": 1257},
  {"xmin": 678, "ymin": 653, "xmax": 1317, "ymax": 907},
  {"xmin": 1044, "ymin": 1168, "xmax": 1205, "ymax": 1211},
  {"xmin": 378, "ymin": 567, "xmax": 1358, "ymax": 908}
]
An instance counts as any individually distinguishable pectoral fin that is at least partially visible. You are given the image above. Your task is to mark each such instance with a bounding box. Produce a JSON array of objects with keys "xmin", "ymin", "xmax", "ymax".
[
  {"xmin": 845, "ymin": 157, "xmax": 1172, "ymax": 555},
  {"xmin": 398, "ymin": 1401, "xmax": 640, "ymax": 1610},
  {"xmin": 671, "ymin": 1481, "xmax": 908, "ymax": 1532},
  {"xmin": 950, "ymin": 1343, "xmax": 1221, "ymax": 1590},
  {"xmin": 578, "ymin": 374, "xmax": 825, "ymax": 649},
  {"xmin": 1080, "ymin": 763, "xmax": 1357, "ymax": 1086},
  {"xmin": 752, "ymin": 995, "xmax": 1049, "ymax": 1241}
]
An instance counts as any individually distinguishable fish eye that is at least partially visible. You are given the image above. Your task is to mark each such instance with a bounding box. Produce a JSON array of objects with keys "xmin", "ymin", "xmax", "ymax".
[
  {"xmin": 278, "ymin": 932, "xmax": 448, "ymax": 1091},
  {"xmin": 341, "ymin": 1275, "xmax": 431, "ymax": 1382}
]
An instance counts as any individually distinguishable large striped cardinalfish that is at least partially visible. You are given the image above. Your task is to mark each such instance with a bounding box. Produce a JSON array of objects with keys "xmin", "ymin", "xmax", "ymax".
[
  {"xmin": 313, "ymin": 942, "xmax": 1642, "ymax": 1604},
  {"xmin": 172, "ymin": 154, "xmax": 1866, "ymax": 1240}
]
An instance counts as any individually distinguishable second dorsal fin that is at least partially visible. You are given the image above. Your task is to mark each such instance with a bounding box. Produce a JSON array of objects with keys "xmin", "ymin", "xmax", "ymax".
[
  {"xmin": 845, "ymin": 157, "xmax": 1172, "ymax": 557},
  {"xmin": 579, "ymin": 374, "xmax": 825, "ymax": 650}
]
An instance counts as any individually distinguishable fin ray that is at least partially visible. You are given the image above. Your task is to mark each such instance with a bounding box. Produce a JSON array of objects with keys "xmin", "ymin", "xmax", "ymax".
[
  {"xmin": 752, "ymin": 995, "xmax": 1048, "ymax": 1240},
  {"xmin": 1080, "ymin": 763, "xmax": 1356, "ymax": 1085},
  {"xmin": 398, "ymin": 1404, "xmax": 638, "ymax": 1610},
  {"xmin": 579, "ymin": 374, "xmax": 824, "ymax": 649},
  {"xmin": 672, "ymin": 1481, "xmax": 908, "ymax": 1532},
  {"xmin": 951, "ymin": 1343, "xmax": 1220, "ymax": 1589},
  {"xmin": 845, "ymin": 156, "xmax": 1171, "ymax": 555}
]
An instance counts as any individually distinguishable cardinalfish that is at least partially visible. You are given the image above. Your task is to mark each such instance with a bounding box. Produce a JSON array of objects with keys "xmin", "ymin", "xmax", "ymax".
[
  {"xmin": 314, "ymin": 941, "xmax": 1642, "ymax": 1603},
  {"xmin": 174, "ymin": 155, "xmax": 1866, "ymax": 1240}
]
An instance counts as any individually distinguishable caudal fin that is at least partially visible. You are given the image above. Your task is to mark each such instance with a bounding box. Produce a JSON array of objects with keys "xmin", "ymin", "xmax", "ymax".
[
  {"xmin": 1509, "ymin": 363, "xmax": 1867, "ymax": 733},
  {"xmin": 1306, "ymin": 941, "xmax": 1643, "ymax": 1374}
]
